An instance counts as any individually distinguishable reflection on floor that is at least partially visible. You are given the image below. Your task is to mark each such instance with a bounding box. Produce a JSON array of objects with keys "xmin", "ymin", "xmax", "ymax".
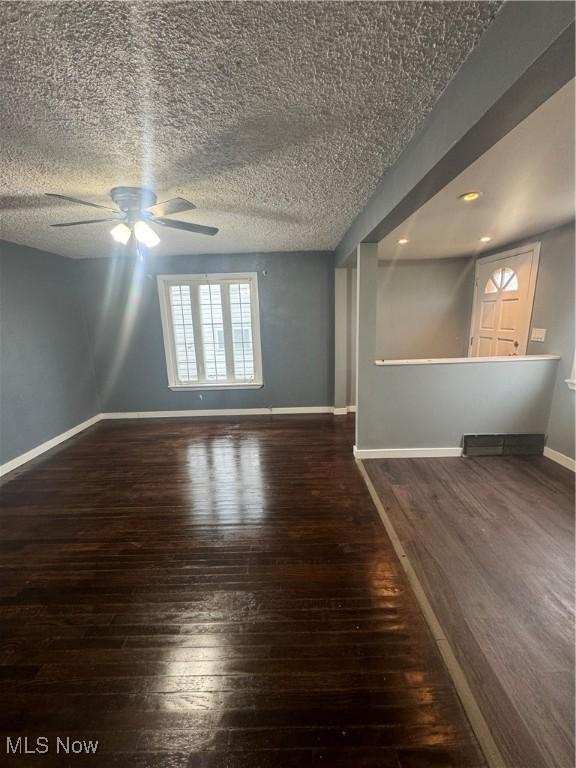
[
  {"xmin": 0, "ymin": 416, "xmax": 486, "ymax": 767},
  {"xmin": 364, "ymin": 454, "xmax": 574, "ymax": 768}
]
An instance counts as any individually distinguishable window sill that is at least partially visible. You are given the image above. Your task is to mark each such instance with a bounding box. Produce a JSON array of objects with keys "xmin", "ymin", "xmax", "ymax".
[
  {"xmin": 169, "ymin": 382, "xmax": 264, "ymax": 391},
  {"xmin": 566, "ymin": 379, "xmax": 576, "ymax": 391}
]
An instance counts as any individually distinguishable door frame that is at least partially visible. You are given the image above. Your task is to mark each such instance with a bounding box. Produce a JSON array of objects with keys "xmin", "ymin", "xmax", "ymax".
[{"xmin": 468, "ymin": 241, "xmax": 541, "ymax": 357}]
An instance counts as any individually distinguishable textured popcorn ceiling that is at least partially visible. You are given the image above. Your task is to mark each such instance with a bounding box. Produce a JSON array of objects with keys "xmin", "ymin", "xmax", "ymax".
[{"xmin": 0, "ymin": 1, "xmax": 501, "ymax": 259}]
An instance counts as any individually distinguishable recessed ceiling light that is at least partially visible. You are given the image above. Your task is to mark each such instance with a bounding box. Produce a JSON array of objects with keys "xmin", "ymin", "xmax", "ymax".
[
  {"xmin": 480, "ymin": 236, "xmax": 492, "ymax": 243},
  {"xmin": 459, "ymin": 191, "xmax": 481, "ymax": 202},
  {"xmin": 397, "ymin": 238, "xmax": 409, "ymax": 245}
]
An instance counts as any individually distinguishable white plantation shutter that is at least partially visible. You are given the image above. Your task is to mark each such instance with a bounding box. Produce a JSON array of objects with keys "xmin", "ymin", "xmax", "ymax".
[
  {"xmin": 199, "ymin": 283, "xmax": 227, "ymax": 381},
  {"xmin": 169, "ymin": 285, "xmax": 198, "ymax": 382},
  {"xmin": 229, "ymin": 283, "xmax": 255, "ymax": 381},
  {"xmin": 158, "ymin": 274, "xmax": 262, "ymax": 388}
]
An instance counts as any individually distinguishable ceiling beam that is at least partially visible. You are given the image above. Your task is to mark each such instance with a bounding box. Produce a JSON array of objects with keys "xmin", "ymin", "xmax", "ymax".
[{"xmin": 336, "ymin": 1, "xmax": 575, "ymax": 266}]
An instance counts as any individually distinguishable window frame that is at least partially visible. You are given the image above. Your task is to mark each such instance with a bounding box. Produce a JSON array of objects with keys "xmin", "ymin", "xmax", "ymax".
[{"xmin": 157, "ymin": 273, "xmax": 263, "ymax": 391}]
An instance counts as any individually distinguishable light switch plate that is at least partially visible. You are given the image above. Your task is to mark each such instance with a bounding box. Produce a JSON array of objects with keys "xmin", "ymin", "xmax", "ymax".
[{"xmin": 530, "ymin": 327, "xmax": 546, "ymax": 342}]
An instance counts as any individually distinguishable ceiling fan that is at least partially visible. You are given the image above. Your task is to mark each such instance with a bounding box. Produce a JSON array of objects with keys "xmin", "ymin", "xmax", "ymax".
[{"xmin": 45, "ymin": 186, "xmax": 219, "ymax": 248}]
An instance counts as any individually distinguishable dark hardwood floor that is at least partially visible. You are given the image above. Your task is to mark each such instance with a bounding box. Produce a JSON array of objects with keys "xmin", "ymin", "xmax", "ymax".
[
  {"xmin": 0, "ymin": 416, "xmax": 485, "ymax": 767},
  {"xmin": 364, "ymin": 454, "xmax": 575, "ymax": 768}
]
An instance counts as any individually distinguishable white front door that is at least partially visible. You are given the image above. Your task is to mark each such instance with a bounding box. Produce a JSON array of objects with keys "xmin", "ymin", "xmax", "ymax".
[{"xmin": 469, "ymin": 243, "xmax": 540, "ymax": 357}]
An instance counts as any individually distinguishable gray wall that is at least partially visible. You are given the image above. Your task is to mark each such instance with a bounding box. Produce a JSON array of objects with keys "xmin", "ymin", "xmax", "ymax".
[
  {"xmin": 355, "ymin": 243, "xmax": 559, "ymax": 451},
  {"xmin": 0, "ymin": 241, "xmax": 100, "ymax": 464},
  {"xmin": 375, "ymin": 257, "xmax": 474, "ymax": 359},
  {"xmin": 334, "ymin": 268, "xmax": 348, "ymax": 409},
  {"xmin": 347, "ymin": 268, "xmax": 357, "ymax": 405},
  {"xmin": 345, "ymin": 257, "xmax": 474, "ymax": 407},
  {"xmin": 357, "ymin": 359, "xmax": 559, "ymax": 450},
  {"xmin": 334, "ymin": 267, "xmax": 357, "ymax": 408},
  {"xmin": 520, "ymin": 222, "xmax": 574, "ymax": 458},
  {"xmin": 80, "ymin": 251, "xmax": 335, "ymax": 412}
]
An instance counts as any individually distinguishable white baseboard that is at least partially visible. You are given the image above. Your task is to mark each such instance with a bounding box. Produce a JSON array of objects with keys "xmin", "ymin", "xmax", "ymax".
[
  {"xmin": 272, "ymin": 407, "xmax": 334, "ymax": 415},
  {"xmin": 543, "ymin": 446, "xmax": 575, "ymax": 471},
  {"xmin": 354, "ymin": 445, "xmax": 463, "ymax": 459},
  {"xmin": 333, "ymin": 405, "xmax": 356, "ymax": 415},
  {"xmin": 0, "ymin": 414, "xmax": 102, "ymax": 478},
  {"xmin": 101, "ymin": 406, "xmax": 334, "ymax": 419}
]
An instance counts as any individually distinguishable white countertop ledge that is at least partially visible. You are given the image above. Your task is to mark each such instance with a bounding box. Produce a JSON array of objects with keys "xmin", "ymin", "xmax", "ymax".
[{"xmin": 375, "ymin": 355, "xmax": 561, "ymax": 366}]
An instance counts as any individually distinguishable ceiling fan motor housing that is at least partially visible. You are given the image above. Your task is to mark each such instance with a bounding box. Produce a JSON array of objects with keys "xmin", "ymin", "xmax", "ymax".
[{"xmin": 110, "ymin": 186, "xmax": 157, "ymax": 214}]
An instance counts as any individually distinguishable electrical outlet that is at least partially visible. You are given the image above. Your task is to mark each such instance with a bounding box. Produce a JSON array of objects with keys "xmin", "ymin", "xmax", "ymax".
[{"xmin": 530, "ymin": 328, "xmax": 546, "ymax": 342}]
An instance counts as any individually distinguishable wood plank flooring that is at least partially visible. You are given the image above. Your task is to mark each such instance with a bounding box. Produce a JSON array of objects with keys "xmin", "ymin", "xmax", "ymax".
[
  {"xmin": 0, "ymin": 416, "xmax": 485, "ymax": 767},
  {"xmin": 364, "ymin": 454, "xmax": 575, "ymax": 768}
]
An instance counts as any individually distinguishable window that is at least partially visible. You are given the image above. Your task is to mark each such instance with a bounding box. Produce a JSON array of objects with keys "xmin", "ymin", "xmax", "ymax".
[
  {"xmin": 158, "ymin": 273, "xmax": 262, "ymax": 389},
  {"xmin": 485, "ymin": 267, "xmax": 518, "ymax": 294}
]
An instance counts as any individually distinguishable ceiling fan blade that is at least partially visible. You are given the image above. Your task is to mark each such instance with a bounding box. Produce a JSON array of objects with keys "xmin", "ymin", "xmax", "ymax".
[
  {"xmin": 146, "ymin": 197, "xmax": 196, "ymax": 217},
  {"xmin": 50, "ymin": 218, "xmax": 121, "ymax": 227},
  {"xmin": 154, "ymin": 217, "xmax": 219, "ymax": 236},
  {"xmin": 45, "ymin": 193, "xmax": 118, "ymax": 212}
]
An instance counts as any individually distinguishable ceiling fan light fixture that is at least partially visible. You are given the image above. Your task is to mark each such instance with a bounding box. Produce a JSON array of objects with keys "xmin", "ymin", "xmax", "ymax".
[
  {"xmin": 48, "ymin": 187, "xmax": 216, "ymax": 243},
  {"xmin": 110, "ymin": 222, "xmax": 131, "ymax": 245},
  {"xmin": 134, "ymin": 220, "xmax": 160, "ymax": 248}
]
